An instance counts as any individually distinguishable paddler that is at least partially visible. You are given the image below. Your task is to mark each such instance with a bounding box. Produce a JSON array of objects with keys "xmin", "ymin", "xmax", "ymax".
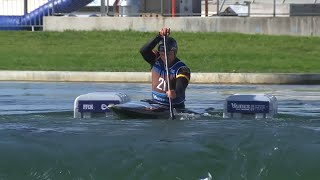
[{"xmin": 139, "ymin": 28, "xmax": 191, "ymax": 109}]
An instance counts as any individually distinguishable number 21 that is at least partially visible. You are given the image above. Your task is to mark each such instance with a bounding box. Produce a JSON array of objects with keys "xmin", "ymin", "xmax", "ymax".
[{"xmin": 156, "ymin": 77, "xmax": 166, "ymax": 91}]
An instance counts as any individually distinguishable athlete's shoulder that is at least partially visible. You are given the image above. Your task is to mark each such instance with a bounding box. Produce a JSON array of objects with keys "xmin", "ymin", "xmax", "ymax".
[
  {"xmin": 178, "ymin": 66, "xmax": 191, "ymax": 74},
  {"xmin": 175, "ymin": 59, "xmax": 190, "ymax": 73}
]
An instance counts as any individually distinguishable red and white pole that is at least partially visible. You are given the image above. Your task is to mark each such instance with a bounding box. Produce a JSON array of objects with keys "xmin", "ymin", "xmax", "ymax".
[{"xmin": 171, "ymin": 0, "xmax": 176, "ymax": 17}]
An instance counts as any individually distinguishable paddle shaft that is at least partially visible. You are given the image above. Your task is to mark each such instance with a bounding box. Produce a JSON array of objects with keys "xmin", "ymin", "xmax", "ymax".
[{"xmin": 163, "ymin": 36, "xmax": 175, "ymax": 120}]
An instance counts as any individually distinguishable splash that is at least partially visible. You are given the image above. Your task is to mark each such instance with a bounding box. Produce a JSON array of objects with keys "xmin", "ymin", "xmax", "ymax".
[{"xmin": 200, "ymin": 172, "xmax": 212, "ymax": 180}]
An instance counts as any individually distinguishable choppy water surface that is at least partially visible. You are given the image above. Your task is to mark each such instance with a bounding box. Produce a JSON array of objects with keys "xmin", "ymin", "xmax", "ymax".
[{"xmin": 0, "ymin": 82, "xmax": 320, "ymax": 180}]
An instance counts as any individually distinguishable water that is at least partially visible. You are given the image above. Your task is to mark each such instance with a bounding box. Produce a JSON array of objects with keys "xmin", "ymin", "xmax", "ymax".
[{"xmin": 0, "ymin": 82, "xmax": 320, "ymax": 180}]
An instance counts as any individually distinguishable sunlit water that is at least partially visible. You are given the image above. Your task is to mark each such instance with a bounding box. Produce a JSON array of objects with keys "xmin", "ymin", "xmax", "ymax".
[{"xmin": 0, "ymin": 82, "xmax": 320, "ymax": 180}]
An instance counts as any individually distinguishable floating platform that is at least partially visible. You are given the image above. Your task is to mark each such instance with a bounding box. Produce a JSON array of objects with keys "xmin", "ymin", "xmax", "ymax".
[
  {"xmin": 223, "ymin": 94, "xmax": 278, "ymax": 119},
  {"xmin": 73, "ymin": 92, "xmax": 130, "ymax": 118}
]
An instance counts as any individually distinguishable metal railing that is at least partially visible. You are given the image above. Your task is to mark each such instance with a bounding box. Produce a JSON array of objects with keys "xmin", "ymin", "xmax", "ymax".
[
  {"xmin": 97, "ymin": 0, "xmax": 320, "ymax": 17},
  {"xmin": 1, "ymin": 0, "xmax": 320, "ymax": 31},
  {"xmin": 0, "ymin": 0, "xmax": 45, "ymax": 15},
  {"xmin": 0, "ymin": 0, "xmax": 53, "ymax": 30},
  {"xmin": 0, "ymin": 0, "xmax": 93, "ymax": 30},
  {"xmin": 211, "ymin": 0, "xmax": 320, "ymax": 17}
]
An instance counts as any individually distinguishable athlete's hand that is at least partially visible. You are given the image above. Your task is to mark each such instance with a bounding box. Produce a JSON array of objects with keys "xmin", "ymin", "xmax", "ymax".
[
  {"xmin": 159, "ymin": 27, "xmax": 170, "ymax": 37},
  {"xmin": 166, "ymin": 90, "xmax": 176, "ymax": 99}
]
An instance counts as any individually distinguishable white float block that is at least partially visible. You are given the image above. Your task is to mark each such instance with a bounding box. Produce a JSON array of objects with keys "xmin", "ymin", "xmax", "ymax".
[
  {"xmin": 74, "ymin": 92, "xmax": 130, "ymax": 118},
  {"xmin": 223, "ymin": 94, "xmax": 277, "ymax": 119}
]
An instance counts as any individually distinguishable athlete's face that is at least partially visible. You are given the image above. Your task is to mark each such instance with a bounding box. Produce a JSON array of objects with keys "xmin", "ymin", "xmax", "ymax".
[{"xmin": 160, "ymin": 51, "xmax": 176, "ymax": 66}]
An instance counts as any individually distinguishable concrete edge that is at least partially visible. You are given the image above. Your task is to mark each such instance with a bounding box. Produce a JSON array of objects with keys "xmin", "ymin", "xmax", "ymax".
[{"xmin": 0, "ymin": 71, "xmax": 320, "ymax": 84}]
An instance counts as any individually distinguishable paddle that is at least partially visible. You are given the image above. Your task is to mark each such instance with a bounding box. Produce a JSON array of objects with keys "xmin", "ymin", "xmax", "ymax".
[{"xmin": 163, "ymin": 36, "xmax": 175, "ymax": 120}]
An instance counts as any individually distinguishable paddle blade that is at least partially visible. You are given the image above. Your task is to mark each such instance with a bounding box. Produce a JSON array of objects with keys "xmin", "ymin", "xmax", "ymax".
[{"xmin": 169, "ymin": 107, "xmax": 176, "ymax": 120}]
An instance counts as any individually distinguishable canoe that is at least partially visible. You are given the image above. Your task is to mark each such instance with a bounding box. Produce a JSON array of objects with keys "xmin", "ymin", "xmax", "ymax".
[{"xmin": 108, "ymin": 101, "xmax": 199, "ymax": 119}]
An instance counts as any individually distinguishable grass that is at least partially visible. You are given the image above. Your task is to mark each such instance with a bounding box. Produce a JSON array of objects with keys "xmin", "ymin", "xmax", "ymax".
[{"xmin": 0, "ymin": 30, "xmax": 319, "ymax": 73}]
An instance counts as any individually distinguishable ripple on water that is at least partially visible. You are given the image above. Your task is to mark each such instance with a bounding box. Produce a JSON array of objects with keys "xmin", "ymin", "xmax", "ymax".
[{"xmin": 0, "ymin": 83, "xmax": 320, "ymax": 179}]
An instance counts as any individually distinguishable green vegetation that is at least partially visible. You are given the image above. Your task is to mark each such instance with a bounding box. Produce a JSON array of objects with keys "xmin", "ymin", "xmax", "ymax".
[{"xmin": 0, "ymin": 30, "xmax": 319, "ymax": 73}]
